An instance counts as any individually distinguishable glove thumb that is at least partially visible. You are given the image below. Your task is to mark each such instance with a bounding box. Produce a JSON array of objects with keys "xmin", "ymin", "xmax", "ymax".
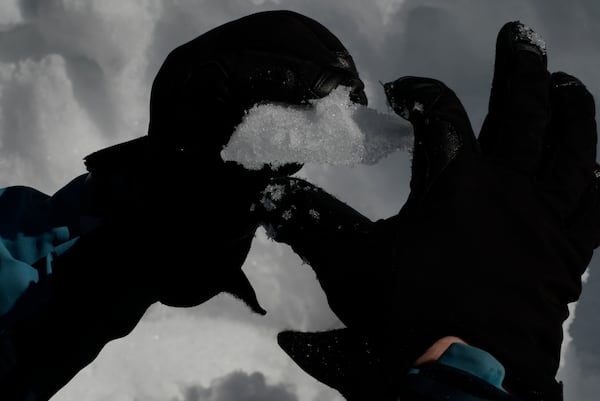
[{"xmin": 224, "ymin": 269, "xmax": 267, "ymax": 315}]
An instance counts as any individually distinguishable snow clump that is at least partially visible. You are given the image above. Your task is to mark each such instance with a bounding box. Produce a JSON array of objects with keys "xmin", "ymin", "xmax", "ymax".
[{"xmin": 221, "ymin": 86, "xmax": 413, "ymax": 170}]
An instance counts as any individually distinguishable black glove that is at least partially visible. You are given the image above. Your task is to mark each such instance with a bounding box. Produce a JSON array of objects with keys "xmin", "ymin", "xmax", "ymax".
[
  {"xmin": 80, "ymin": 9, "xmax": 369, "ymax": 308},
  {"xmin": 147, "ymin": 9, "xmax": 367, "ymax": 155},
  {"xmin": 0, "ymin": 11, "xmax": 369, "ymax": 401},
  {"xmin": 257, "ymin": 21, "xmax": 599, "ymax": 401}
]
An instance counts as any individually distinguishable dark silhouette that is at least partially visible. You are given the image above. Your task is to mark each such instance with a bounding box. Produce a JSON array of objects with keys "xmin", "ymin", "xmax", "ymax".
[
  {"xmin": 256, "ymin": 21, "xmax": 600, "ymax": 401},
  {"xmin": 0, "ymin": 10, "xmax": 366, "ymax": 401}
]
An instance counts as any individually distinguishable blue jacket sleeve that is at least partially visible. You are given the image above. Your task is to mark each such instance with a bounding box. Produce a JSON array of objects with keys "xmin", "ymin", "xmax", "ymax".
[{"xmin": 0, "ymin": 174, "xmax": 88, "ymax": 321}]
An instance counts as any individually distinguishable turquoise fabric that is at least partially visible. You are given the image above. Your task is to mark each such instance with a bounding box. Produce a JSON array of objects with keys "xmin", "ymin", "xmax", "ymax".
[
  {"xmin": 409, "ymin": 342, "xmax": 507, "ymax": 392},
  {"xmin": 0, "ymin": 174, "xmax": 88, "ymax": 318},
  {"xmin": 437, "ymin": 343, "xmax": 506, "ymax": 391}
]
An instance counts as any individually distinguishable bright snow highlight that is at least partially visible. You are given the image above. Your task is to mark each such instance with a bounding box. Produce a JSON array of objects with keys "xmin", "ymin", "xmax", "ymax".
[{"xmin": 221, "ymin": 86, "xmax": 413, "ymax": 169}]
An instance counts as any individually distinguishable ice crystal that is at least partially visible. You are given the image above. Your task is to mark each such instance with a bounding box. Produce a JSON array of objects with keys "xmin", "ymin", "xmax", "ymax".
[
  {"xmin": 412, "ymin": 101, "xmax": 424, "ymax": 113},
  {"xmin": 263, "ymin": 184, "xmax": 286, "ymax": 201}
]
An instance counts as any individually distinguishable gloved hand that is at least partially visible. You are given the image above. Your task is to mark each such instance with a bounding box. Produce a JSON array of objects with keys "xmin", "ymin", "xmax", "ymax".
[
  {"xmin": 0, "ymin": 10, "xmax": 368, "ymax": 401},
  {"xmin": 81, "ymin": 9, "xmax": 368, "ymax": 309},
  {"xmin": 147, "ymin": 9, "xmax": 366, "ymax": 155},
  {"xmin": 256, "ymin": 21, "xmax": 599, "ymax": 401}
]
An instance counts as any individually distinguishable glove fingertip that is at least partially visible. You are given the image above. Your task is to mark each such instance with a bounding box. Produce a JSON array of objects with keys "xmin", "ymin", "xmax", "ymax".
[
  {"xmin": 383, "ymin": 76, "xmax": 445, "ymax": 122},
  {"xmin": 550, "ymin": 71, "xmax": 596, "ymax": 117}
]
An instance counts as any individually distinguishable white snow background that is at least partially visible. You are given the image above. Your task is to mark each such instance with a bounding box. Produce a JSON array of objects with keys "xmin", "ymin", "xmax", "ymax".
[{"xmin": 0, "ymin": 1, "xmax": 599, "ymax": 401}]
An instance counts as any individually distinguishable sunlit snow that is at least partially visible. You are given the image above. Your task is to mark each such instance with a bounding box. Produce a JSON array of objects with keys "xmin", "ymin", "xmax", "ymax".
[{"xmin": 221, "ymin": 86, "xmax": 413, "ymax": 169}]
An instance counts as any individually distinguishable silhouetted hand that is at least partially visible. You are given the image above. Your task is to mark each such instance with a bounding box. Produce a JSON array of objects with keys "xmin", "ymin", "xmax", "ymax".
[
  {"xmin": 0, "ymin": 10, "xmax": 368, "ymax": 401},
  {"xmin": 148, "ymin": 10, "xmax": 366, "ymax": 155},
  {"xmin": 80, "ymin": 10, "xmax": 369, "ymax": 309},
  {"xmin": 256, "ymin": 21, "xmax": 599, "ymax": 401}
]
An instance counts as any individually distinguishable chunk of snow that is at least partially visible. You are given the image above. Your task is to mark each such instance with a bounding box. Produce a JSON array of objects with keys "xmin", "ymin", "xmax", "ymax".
[{"xmin": 221, "ymin": 86, "xmax": 413, "ymax": 169}]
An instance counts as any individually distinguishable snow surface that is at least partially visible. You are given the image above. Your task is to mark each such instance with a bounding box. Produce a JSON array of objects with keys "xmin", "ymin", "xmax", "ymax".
[
  {"xmin": 221, "ymin": 86, "xmax": 413, "ymax": 169},
  {"xmin": 515, "ymin": 22, "xmax": 547, "ymax": 55}
]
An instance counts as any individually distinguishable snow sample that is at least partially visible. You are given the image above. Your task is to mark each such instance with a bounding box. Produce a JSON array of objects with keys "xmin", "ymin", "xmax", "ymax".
[{"xmin": 220, "ymin": 86, "xmax": 413, "ymax": 170}]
